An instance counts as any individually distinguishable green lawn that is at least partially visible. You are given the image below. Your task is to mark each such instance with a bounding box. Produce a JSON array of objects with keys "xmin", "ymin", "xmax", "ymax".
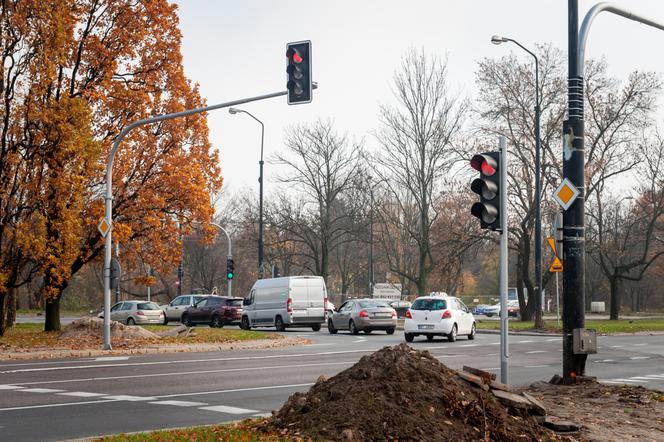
[
  {"xmin": 1, "ymin": 323, "xmax": 275, "ymax": 350},
  {"xmin": 96, "ymin": 420, "xmax": 284, "ymax": 442},
  {"xmin": 476, "ymin": 319, "xmax": 664, "ymax": 334}
]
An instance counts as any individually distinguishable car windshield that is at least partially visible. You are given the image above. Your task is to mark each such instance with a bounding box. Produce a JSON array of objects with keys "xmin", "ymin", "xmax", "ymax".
[
  {"xmin": 137, "ymin": 302, "xmax": 160, "ymax": 310},
  {"xmin": 411, "ymin": 298, "xmax": 447, "ymax": 310},
  {"xmin": 227, "ymin": 299, "xmax": 243, "ymax": 307},
  {"xmin": 358, "ymin": 300, "xmax": 391, "ymax": 308}
]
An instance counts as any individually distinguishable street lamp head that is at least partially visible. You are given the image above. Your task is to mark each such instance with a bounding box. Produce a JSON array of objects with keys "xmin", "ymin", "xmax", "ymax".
[
  {"xmin": 228, "ymin": 107, "xmax": 242, "ymax": 115},
  {"xmin": 491, "ymin": 35, "xmax": 507, "ymax": 45}
]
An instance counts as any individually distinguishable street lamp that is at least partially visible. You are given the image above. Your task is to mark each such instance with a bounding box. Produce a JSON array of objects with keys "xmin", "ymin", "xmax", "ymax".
[
  {"xmin": 229, "ymin": 107, "xmax": 265, "ymax": 278},
  {"xmin": 491, "ymin": 34, "xmax": 542, "ymax": 326}
]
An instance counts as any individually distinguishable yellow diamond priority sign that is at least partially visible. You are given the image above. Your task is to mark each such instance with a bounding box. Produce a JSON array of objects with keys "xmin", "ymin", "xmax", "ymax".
[
  {"xmin": 98, "ymin": 217, "xmax": 111, "ymax": 238},
  {"xmin": 552, "ymin": 178, "xmax": 580, "ymax": 211}
]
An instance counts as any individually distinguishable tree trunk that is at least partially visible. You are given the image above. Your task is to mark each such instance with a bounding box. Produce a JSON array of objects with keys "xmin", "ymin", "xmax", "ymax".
[
  {"xmin": 0, "ymin": 292, "xmax": 6, "ymax": 337},
  {"xmin": 609, "ymin": 277, "xmax": 620, "ymax": 320},
  {"xmin": 6, "ymin": 287, "xmax": 16, "ymax": 327},
  {"xmin": 45, "ymin": 297, "xmax": 61, "ymax": 332}
]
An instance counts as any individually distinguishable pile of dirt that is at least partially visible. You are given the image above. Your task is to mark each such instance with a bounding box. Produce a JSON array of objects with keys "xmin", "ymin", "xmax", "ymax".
[
  {"xmin": 270, "ymin": 344, "xmax": 555, "ymax": 441},
  {"xmin": 59, "ymin": 317, "xmax": 160, "ymax": 341}
]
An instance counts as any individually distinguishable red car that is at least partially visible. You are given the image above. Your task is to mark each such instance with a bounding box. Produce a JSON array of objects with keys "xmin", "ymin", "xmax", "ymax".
[{"xmin": 181, "ymin": 296, "xmax": 244, "ymax": 327}]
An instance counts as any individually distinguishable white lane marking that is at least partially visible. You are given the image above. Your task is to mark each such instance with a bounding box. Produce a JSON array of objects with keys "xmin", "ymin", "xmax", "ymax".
[
  {"xmin": 21, "ymin": 388, "xmax": 65, "ymax": 393},
  {"xmin": 596, "ymin": 359, "xmax": 615, "ymax": 363},
  {"xmin": 480, "ymin": 367, "xmax": 499, "ymax": 371},
  {"xmin": 94, "ymin": 357, "xmax": 130, "ymax": 362},
  {"xmin": 546, "ymin": 338, "xmax": 559, "ymax": 342},
  {"xmin": 486, "ymin": 353, "xmax": 498, "ymax": 356},
  {"xmin": 459, "ymin": 344, "xmax": 478, "ymax": 348},
  {"xmin": 489, "ymin": 342, "xmax": 501, "ymax": 346},
  {"xmin": 517, "ymin": 340, "xmax": 534, "ymax": 343},
  {"xmin": 199, "ymin": 405, "xmax": 258, "ymax": 414},
  {"xmin": 610, "ymin": 345, "xmax": 624, "ymax": 348},
  {"xmin": 0, "ymin": 385, "xmax": 24, "ymax": 390},
  {"xmin": 12, "ymin": 361, "xmax": 355, "ymax": 386},
  {"xmin": 0, "ymin": 349, "xmax": 378, "ymax": 374},
  {"xmin": 436, "ymin": 355, "xmax": 460, "ymax": 359},
  {"xmin": 644, "ymin": 374, "xmax": 664, "ymax": 378},
  {"xmin": 523, "ymin": 365, "xmax": 550, "ymax": 368},
  {"xmin": 156, "ymin": 382, "xmax": 315, "ymax": 399},
  {"xmin": 0, "ymin": 399, "xmax": 119, "ymax": 412},
  {"xmin": 57, "ymin": 392, "xmax": 106, "ymax": 398},
  {"xmin": 610, "ymin": 378, "xmax": 646, "ymax": 383},
  {"xmin": 149, "ymin": 400, "xmax": 208, "ymax": 407},
  {"xmin": 0, "ymin": 359, "xmax": 101, "ymax": 368},
  {"xmin": 631, "ymin": 376, "xmax": 664, "ymax": 380},
  {"xmin": 353, "ymin": 338, "xmax": 367, "ymax": 343},
  {"xmin": 101, "ymin": 395, "xmax": 156, "ymax": 401},
  {"xmin": 424, "ymin": 346, "xmax": 448, "ymax": 350},
  {"xmin": 630, "ymin": 356, "xmax": 650, "ymax": 360},
  {"xmin": 600, "ymin": 380, "xmax": 628, "ymax": 384},
  {"xmin": 634, "ymin": 343, "xmax": 648, "ymax": 347},
  {"xmin": 525, "ymin": 350, "xmax": 547, "ymax": 354}
]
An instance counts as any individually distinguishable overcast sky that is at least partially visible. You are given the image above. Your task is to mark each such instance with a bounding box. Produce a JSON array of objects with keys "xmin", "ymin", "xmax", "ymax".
[{"xmin": 174, "ymin": 0, "xmax": 664, "ymax": 204}]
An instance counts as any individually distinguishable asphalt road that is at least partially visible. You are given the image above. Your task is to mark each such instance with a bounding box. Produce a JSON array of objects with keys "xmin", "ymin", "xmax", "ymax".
[{"xmin": 1, "ymin": 328, "xmax": 663, "ymax": 441}]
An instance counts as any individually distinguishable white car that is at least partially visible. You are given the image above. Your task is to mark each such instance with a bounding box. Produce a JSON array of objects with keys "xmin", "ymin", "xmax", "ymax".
[{"xmin": 404, "ymin": 295, "xmax": 475, "ymax": 342}]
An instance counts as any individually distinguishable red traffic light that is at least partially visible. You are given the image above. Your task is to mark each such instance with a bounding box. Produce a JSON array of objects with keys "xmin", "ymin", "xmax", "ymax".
[
  {"xmin": 470, "ymin": 154, "xmax": 497, "ymax": 176},
  {"xmin": 286, "ymin": 48, "xmax": 303, "ymax": 63}
]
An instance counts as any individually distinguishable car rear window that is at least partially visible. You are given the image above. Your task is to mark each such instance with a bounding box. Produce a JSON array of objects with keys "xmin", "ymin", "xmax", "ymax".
[
  {"xmin": 411, "ymin": 298, "xmax": 447, "ymax": 310},
  {"xmin": 358, "ymin": 300, "xmax": 391, "ymax": 308},
  {"xmin": 137, "ymin": 302, "xmax": 160, "ymax": 310},
  {"xmin": 226, "ymin": 299, "xmax": 243, "ymax": 307}
]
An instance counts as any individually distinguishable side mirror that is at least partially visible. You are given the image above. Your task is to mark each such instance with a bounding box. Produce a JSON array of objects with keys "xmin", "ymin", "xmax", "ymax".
[{"xmin": 243, "ymin": 298, "xmax": 249, "ymax": 306}]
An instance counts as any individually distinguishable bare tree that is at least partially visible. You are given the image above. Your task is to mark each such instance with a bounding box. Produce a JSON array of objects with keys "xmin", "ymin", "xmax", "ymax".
[
  {"xmin": 587, "ymin": 134, "xmax": 664, "ymax": 319},
  {"xmin": 375, "ymin": 49, "xmax": 466, "ymax": 296},
  {"xmin": 273, "ymin": 119, "xmax": 364, "ymax": 283}
]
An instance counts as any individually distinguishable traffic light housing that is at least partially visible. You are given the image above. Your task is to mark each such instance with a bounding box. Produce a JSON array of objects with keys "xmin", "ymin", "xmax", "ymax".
[
  {"xmin": 226, "ymin": 258, "xmax": 235, "ymax": 280},
  {"xmin": 286, "ymin": 40, "xmax": 312, "ymax": 105},
  {"xmin": 470, "ymin": 151, "xmax": 501, "ymax": 230}
]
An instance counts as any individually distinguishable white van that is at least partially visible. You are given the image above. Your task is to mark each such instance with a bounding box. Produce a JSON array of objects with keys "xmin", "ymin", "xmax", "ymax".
[{"xmin": 240, "ymin": 276, "xmax": 327, "ymax": 331}]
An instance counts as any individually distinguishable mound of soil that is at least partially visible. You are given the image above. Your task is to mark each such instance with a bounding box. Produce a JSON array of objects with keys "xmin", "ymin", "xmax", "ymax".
[
  {"xmin": 59, "ymin": 317, "xmax": 160, "ymax": 341},
  {"xmin": 271, "ymin": 344, "xmax": 555, "ymax": 441}
]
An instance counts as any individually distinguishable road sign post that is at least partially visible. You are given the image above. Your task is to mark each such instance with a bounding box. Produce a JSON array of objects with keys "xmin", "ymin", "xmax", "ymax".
[{"xmin": 498, "ymin": 136, "xmax": 509, "ymax": 385}]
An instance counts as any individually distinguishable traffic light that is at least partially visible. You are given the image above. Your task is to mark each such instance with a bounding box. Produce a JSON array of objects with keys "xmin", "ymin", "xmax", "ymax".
[
  {"xmin": 470, "ymin": 151, "xmax": 501, "ymax": 230},
  {"xmin": 286, "ymin": 40, "xmax": 312, "ymax": 105},
  {"xmin": 226, "ymin": 258, "xmax": 235, "ymax": 280}
]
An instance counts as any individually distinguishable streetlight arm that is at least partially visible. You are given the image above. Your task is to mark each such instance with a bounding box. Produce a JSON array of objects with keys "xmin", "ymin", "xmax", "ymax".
[
  {"xmin": 233, "ymin": 110, "xmax": 265, "ymax": 161},
  {"xmin": 579, "ymin": 3, "xmax": 664, "ymax": 77},
  {"xmin": 210, "ymin": 222, "xmax": 232, "ymax": 257}
]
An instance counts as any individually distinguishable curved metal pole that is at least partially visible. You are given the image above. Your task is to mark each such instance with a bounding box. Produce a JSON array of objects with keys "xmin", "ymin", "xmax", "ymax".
[
  {"xmin": 102, "ymin": 89, "xmax": 287, "ymax": 350},
  {"xmin": 579, "ymin": 2, "xmax": 664, "ymax": 77},
  {"xmin": 211, "ymin": 222, "xmax": 232, "ymax": 297}
]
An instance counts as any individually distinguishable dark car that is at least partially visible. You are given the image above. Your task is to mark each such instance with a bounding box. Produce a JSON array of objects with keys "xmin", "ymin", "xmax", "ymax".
[{"xmin": 180, "ymin": 296, "xmax": 244, "ymax": 327}]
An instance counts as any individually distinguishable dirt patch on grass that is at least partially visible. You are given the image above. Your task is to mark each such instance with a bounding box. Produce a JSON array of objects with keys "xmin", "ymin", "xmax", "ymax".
[
  {"xmin": 60, "ymin": 317, "xmax": 161, "ymax": 340},
  {"xmin": 525, "ymin": 380, "xmax": 664, "ymax": 441},
  {"xmin": 270, "ymin": 343, "xmax": 555, "ymax": 441}
]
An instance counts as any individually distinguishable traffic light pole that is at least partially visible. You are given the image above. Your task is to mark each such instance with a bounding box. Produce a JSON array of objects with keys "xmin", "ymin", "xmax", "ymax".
[
  {"xmin": 499, "ymin": 136, "xmax": 509, "ymax": 385},
  {"xmin": 102, "ymin": 88, "xmax": 299, "ymax": 350},
  {"xmin": 211, "ymin": 223, "xmax": 232, "ymax": 297},
  {"xmin": 563, "ymin": 0, "xmax": 664, "ymax": 380}
]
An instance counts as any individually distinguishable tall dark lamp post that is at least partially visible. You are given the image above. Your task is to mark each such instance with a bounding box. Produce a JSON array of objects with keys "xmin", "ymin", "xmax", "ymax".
[
  {"xmin": 229, "ymin": 107, "xmax": 265, "ymax": 278},
  {"xmin": 491, "ymin": 35, "xmax": 543, "ymax": 327},
  {"xmin": 367, "ymin": 176, "xmax": 375, "ymax": 297}
]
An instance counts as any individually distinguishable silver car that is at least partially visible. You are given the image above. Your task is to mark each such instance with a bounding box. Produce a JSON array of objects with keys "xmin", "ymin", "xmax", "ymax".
[
  {"xmin": 104, "ymin": 301, "xmax": 164, "ymax": 325},
  {"xmin": 161, "ymin": 294, "xmax": 208, "ymax": 324},
  {"xmin": 328, "ymin": 299, "xmax": 397, "ymax": 335}
]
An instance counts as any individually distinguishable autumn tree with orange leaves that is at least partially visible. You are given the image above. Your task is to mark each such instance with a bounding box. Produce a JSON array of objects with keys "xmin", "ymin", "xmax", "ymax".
[{"xmin": 0, "ymin": 0, "xmax": 221, "ymax": 333}]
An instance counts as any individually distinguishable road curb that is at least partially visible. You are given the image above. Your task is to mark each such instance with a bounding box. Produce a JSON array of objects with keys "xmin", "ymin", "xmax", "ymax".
[
  {"xmin": 0, "ymin": 336, "xmax": 309, "ymax": 361},
  {"xmin": 477, "ymin": 329, "xmax": 563, "ymax": 337}
]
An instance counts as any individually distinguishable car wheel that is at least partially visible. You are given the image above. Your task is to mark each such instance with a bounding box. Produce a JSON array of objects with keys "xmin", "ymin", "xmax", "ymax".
[
  {"xmin": 126, "ymin": 317, "xmax": 135, "ymax": 326},
  {"xmin": 363, "ymin": 329, "xmax": 372, "ymax": 334},
  {"xmin": 426, "ymin": 334, "xmax": 434, "ymax": 341},
  {"xmin": 447, "ymin": 324, "xmax": 458, "ymax": 342},
  {"xmin": 349, "ymin": 320, "xmax": 359, "ymax": 335},
  {"xmin": 328, "ymin": 319, "xmax": 338, "ymax": 334},
  {"xmin": 241, "ymin": 316, "xmax": 251, "ymax": 330},
  {"xmin": 311, "ymin": 323, "xmax": 321, "ymax": 332},
  {"xmin": 211, "ymin": 315, "xmax": 223, "ymax": 328},
  {"xmin": 468, "ymin": 323, "xmax": 476, "ymax": 340},
  {"xmin": 486, "ymin": 313, "xmax": 493, "ymax": 318},
  {"xmin": 275, "ymin": 316, "xmax": 285, "ymax": 332},
  {"xmin": 404, "ymin": 333, "xmax": 414, "ymax": 343},
  {"xmin": 162, "ymin": 316, "xmax": 169, "ymax": 325},
  {"xmin": 182, "ymin": 314, "xmax": 192, "ymax": 327},
  {"xmin": 386, "ymin": 328, "xmax": 395, "ymax": 335}
]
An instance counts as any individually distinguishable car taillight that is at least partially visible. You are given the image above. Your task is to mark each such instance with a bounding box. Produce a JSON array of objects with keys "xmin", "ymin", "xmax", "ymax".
[
  {"xmin": 405, "ymin": 310, "xmax": 412, "ymax": 319},
  {"xmin": 287, "ymin": 297, "xmax": 293, "ymax": 313},
  {"xmin": 137, "ymin": 311, "xmax": 145, "ymax": 316},
  {"xmin": 442, "ymin": 310, "xmax": 452, "ymax": 319},
  {"xmin": 359, "ymin": 310, "xmax": 369, "ymax": 318},
  {"xmin": 324, "ymin": 296, "xmax": 328, "ymax": 308},
  {"xmin": 391, "ymin": 310, "xmax": 397, "ymax": 318}
]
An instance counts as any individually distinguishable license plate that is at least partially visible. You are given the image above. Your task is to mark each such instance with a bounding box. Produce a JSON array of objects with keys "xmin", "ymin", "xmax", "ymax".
[
  {"xmin": 374, "ymin": 313, "xmax": 391, "ymax": 318},
  {"xmin": 418, "ymin": 324, "xmax": 434, "ymax": 330}
]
